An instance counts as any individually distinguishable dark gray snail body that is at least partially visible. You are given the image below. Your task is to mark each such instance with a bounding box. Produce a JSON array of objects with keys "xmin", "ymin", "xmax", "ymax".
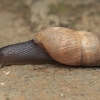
[
  {"xmin": 0, "ymin": 40, "xmax": 58, "ymax": 68},
  {"xmin": 0, "ymin": 27, "xmax": 100, "ymax": 68}
]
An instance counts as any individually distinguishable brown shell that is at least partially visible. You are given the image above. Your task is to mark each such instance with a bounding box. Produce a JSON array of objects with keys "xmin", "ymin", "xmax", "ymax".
[{"xmin": 34, "ymin": 27, "xmax": 100, "ymax": 66}]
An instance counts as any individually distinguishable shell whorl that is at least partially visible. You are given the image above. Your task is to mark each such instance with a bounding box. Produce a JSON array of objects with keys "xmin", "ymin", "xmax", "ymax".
[{"xmin": 34, "ymin": 27, "xmax": 100, "ymax": 66}]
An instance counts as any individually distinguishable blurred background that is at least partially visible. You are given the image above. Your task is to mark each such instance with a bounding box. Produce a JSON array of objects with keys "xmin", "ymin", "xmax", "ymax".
[
  {"xmin": 0, "ymin": 0, "xmax": 100, "ymax": 46},
  {"xmin": 0, "ymin": 0, "xmax": 100, "ymax": 100}
]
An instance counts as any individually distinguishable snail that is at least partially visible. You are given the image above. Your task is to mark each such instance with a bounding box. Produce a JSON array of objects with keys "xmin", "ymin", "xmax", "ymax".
[{"xmin": 0, "ymin": 27, "xmax": 100, "ymax": 68}]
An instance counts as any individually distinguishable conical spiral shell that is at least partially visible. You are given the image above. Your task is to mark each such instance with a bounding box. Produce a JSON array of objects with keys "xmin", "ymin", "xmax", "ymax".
[{"xmin": 34, "ymin": 27, "xmax": 100, "ymax": 66}]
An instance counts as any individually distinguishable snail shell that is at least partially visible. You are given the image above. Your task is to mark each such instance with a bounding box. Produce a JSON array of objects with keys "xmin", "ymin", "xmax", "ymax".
[{"xmin": 34, "ymin": 27, "xmax": 100, "ymax": 66}]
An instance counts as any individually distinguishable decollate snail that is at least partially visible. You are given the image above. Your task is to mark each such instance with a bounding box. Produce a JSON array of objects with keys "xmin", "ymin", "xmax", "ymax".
[{"xmin": 0, "ymin": 27, "xmax": 100, "ymax": 68}]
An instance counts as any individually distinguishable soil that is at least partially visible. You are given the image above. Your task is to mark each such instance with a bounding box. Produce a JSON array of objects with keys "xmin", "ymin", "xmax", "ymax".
[{"xmin": 0, "ymin": 0, "xmax": 100, "ymax": 100}]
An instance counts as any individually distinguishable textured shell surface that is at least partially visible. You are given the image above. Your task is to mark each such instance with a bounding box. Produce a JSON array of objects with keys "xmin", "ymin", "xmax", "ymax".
[
  {"xmin": 77, "ymin": 31, "xmax": 100, "ymax": 66},
  {"xmin": 34, "ymin": 27, "xmax": 100, "ymax": 66}
]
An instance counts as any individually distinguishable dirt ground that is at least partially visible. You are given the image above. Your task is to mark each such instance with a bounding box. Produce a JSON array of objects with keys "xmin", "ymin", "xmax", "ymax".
[{"xmin": 0, "ymin": 0, "xmax": 100, "ymax": 100}]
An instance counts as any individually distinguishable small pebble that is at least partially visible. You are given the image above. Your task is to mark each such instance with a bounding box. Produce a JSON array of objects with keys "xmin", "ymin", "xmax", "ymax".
[
  {"xmin": 3, "ymin": 71, "xmax": 10, "ymax": 75},
  {"xmin": 0, "ymin": 82, "xmax": 5, "ymax": 86},
  {"xmin": 61, "ymin": 93, "xmax": 64, "ymax": 97}
]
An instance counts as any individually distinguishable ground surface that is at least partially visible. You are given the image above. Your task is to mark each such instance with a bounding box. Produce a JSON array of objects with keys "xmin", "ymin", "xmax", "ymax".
[{"xmin": 0, "ymin": 0, "xmax": 100, "ymax": 100}]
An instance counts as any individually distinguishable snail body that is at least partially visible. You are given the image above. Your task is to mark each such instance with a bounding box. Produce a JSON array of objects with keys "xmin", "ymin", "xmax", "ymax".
[
  {"xmin": 0, "ymin": 40, "xmax": 58, "ymax": 67},
  {"xmin": 0, "ymin": 27, "xmax": 100, "ymax": 67}
]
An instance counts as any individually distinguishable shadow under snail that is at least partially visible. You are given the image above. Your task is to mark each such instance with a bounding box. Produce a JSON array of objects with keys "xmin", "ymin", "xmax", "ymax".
[{"xmin": 0, "ymin": 27, "xmax": 100, "ymax": 68}]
